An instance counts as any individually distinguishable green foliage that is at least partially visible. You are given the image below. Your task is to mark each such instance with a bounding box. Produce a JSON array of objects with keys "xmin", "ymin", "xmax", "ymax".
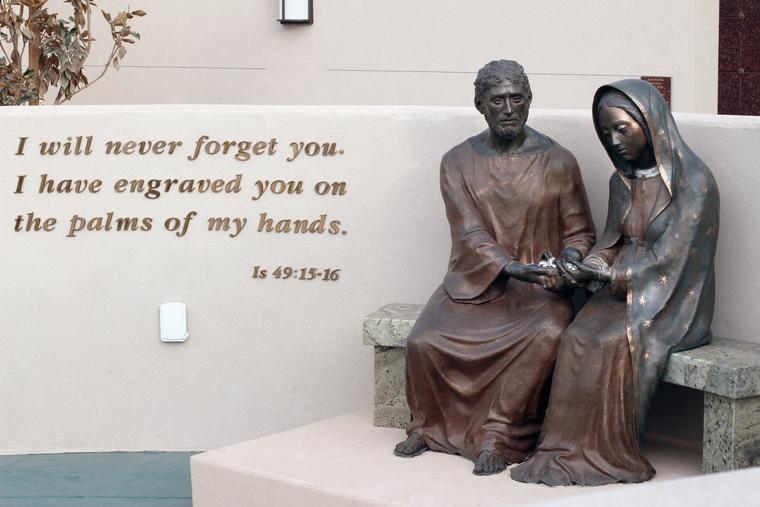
[{"xmin": 0, "ymin": 0, "xmax": 145, "ymax": 105}]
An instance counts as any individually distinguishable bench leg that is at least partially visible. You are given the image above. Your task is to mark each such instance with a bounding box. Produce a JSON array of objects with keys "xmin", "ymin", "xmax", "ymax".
[
  {"xmin": 703, "ymin": 393, "xmax": 760, "ymax": 473},
  {"xmin": 373, "ymin": 346, "xmax": 411, "ymax": 429}
]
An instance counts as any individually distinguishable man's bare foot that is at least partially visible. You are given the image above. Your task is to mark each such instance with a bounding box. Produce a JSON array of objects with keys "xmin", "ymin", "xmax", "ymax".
[
  {"xmin": 394, "ymin": 433, "xmax": 429, "ymax": 457},
  {"xmin": 472, "ymin": 450, "xmax": 507, "ymax": 475}
]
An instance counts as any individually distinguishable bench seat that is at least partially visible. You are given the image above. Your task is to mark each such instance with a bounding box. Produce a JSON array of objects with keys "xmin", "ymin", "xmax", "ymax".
[{"xmin": 363, "ymin": 303, "xmax": 760, "ymax": 474}]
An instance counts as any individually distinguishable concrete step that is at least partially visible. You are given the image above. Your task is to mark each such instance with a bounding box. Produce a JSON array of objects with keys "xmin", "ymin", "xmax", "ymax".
[{"xmin": 190, "ymin": 409, "xmax": 702, "ymax": 507}]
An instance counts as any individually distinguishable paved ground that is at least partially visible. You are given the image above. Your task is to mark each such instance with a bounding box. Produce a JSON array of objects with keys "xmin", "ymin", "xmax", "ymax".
[{"xmin": 0, "ymin": 452, "xmax": 194, "ymax": 507}]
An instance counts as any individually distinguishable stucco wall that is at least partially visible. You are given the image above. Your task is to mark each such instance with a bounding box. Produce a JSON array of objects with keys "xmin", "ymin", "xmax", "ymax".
[
  {"xmin": 45, "ymin": 0, "xmax": 719, "ymax": 112},
  {"xmin": 1, "ymin": 105, "xmax": 757, "ymax": 453}
]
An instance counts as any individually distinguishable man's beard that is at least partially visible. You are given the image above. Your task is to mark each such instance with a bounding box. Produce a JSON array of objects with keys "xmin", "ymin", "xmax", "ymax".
[{"xmin": 489, "ymin": 121, "xmax": 524, "ymax": 143}]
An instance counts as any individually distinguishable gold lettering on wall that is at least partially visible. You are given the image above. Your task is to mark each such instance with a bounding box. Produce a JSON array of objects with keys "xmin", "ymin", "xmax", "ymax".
[{"xmin": 8, "ymin": 133, "xmax": 350, "ymax": 277}]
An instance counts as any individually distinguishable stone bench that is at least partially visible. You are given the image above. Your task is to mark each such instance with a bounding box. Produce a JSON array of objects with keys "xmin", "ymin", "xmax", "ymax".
[{"xmin": 363, "ymin": 303, "xmax": 760, "ymax": 474}]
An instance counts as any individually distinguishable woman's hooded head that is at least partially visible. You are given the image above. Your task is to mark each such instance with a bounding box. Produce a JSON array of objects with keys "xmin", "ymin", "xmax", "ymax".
[{"xmin": 593, "ymin": 79, "xmax": 687, "ymax": 196}]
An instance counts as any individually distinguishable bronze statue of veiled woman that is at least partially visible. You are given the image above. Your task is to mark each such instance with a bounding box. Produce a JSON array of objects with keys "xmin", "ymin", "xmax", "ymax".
[{"xmin": 510, "ymin": 79, "xmax": 720, "ymax": 486}]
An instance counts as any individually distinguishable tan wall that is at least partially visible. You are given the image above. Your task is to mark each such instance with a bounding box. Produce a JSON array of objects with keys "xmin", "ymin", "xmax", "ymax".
[
  {"xmin": 1, "ymin": 105, "xmax": 757, "ymax": 453},
  {"xmin": 46, "ymin": 0, "xmax": 718, "ymax": 112}
]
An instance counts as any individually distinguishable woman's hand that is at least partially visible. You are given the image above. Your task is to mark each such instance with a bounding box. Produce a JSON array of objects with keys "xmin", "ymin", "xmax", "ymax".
[
  {"xmin": 564, "ymin": 258, "xmax": 612, "ymax": 284},
  {"xmin": 556, "ymin": 248, "xmax": 583, "ymax": 286}
]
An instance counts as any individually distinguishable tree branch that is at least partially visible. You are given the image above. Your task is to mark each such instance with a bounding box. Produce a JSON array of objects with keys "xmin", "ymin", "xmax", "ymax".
[
  {"xmin": 0, "ymin": 1, "xmax": 9, "ymax": 61},
  {"xmin": 17, "ymin": 2, "xmax": 24, "ymax": 63},
  {"xmin": 56, "ymin": 41, "xmax": 116, "ymax": 104},
  {"xmin": 10, "ymin": 3, "xmax": 20, "ymax": 63},
  {"xmin": 84, "ymin": 0, "xmax": 91, "ymax": 53}
]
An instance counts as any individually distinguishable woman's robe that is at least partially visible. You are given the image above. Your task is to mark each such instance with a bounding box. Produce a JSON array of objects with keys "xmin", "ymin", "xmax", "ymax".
[{"xmin": 404, "ymin": 130, "xmax": 595, "ymax": 463}]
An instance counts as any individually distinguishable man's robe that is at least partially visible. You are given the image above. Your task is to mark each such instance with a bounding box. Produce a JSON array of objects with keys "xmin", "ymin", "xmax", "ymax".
[{"xmin": 404, "ymin": 131, "xmax": 595, "ymax": 462}]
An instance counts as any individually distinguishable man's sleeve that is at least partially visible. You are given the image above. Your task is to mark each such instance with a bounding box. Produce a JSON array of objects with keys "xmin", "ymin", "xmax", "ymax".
[
  {"xmin": 560, "ymin": 154, "xmax": 596, "ymax": 256},
  {"xmin": 440, "ymin": 156, "xmax": 516, "ymax": 303}
]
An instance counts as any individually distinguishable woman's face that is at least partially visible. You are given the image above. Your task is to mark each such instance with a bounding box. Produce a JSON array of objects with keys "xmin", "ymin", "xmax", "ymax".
[{"xmin": 599, "ymin": 106, "xmax": 650, "ymax": 165}]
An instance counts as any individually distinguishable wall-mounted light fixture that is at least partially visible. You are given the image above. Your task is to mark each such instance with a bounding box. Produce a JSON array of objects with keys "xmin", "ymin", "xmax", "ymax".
[{"xmin": 278, "ymin": 0, "xmax": 313, "ymax": 24}]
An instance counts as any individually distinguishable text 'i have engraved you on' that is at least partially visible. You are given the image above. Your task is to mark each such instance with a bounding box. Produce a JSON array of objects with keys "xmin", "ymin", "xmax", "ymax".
[{"xmin": 10, "ymin": 134, "xmax": 349, "ymax": 282}]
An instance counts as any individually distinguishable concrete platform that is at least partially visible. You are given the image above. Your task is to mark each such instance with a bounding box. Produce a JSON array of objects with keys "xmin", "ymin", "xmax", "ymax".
[{"xmin": 190, "ymin": 409, "xmax": 703, "ymax": 507}]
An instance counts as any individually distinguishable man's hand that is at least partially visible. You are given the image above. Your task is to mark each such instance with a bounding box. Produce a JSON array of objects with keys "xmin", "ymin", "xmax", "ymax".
[
  {"xmin": 504, "ymin": 261, "xmax": 558, "ymax": 286},
  {"xmin": 541, "ymin": 273, "xmax": 574, "ymax": 293}
]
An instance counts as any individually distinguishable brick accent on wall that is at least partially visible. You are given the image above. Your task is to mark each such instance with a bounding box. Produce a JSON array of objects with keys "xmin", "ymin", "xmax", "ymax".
[{"xmin": 719, "ymin": 0, "xmax": 760, "ymax": 115}]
